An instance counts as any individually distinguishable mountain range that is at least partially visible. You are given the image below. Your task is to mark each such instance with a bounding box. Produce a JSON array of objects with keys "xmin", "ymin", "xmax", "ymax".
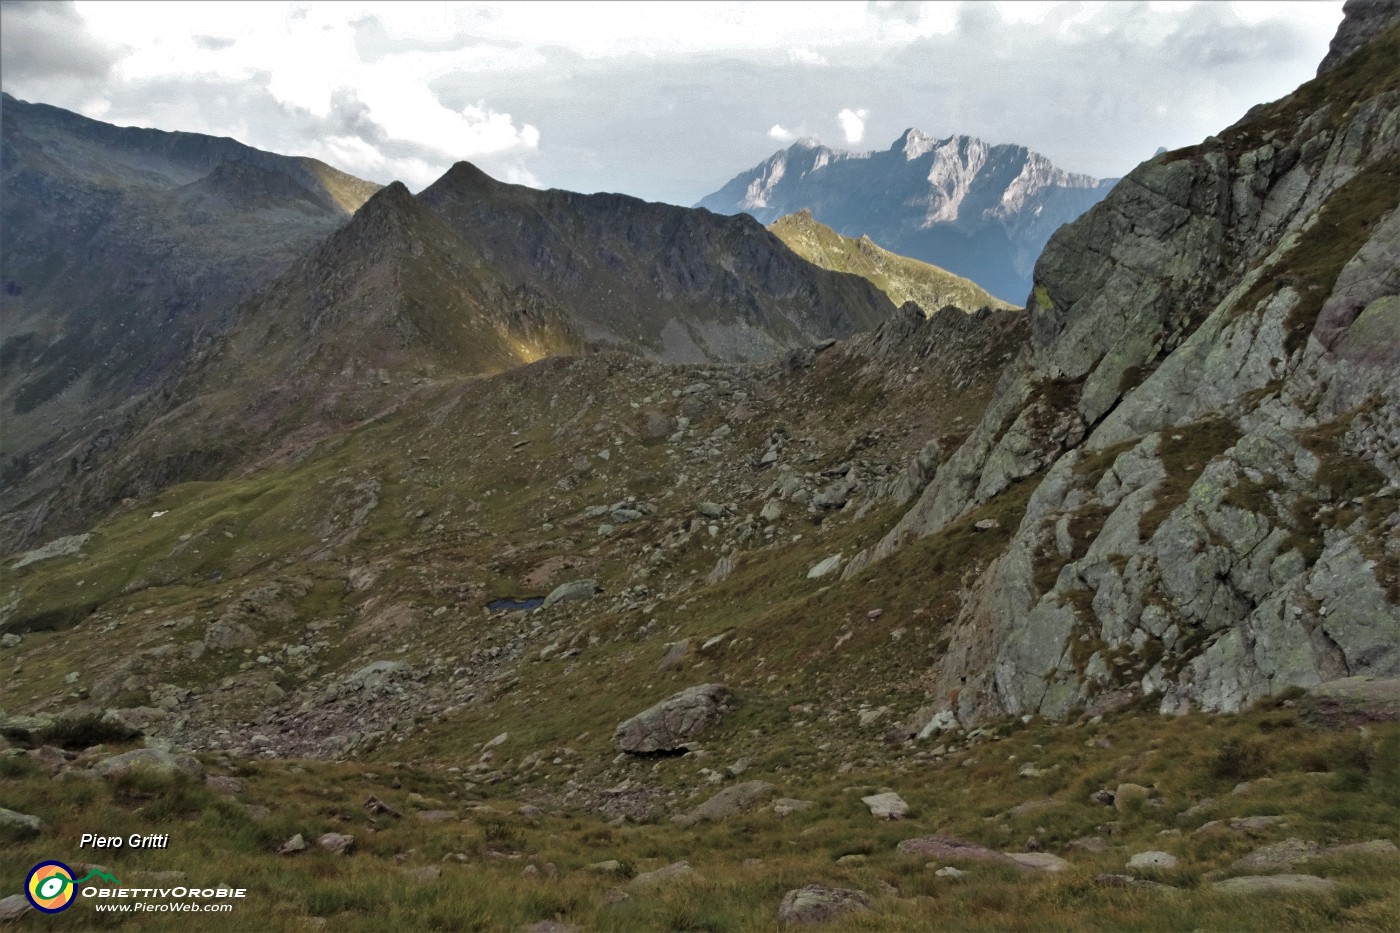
[
  {"xmin": 697, "ymin": 130, "xmax": 1117, "ymax": 304},
  {"xmin": 0, "ymin": 5, "xmax": 1398, "ymax": 928}
]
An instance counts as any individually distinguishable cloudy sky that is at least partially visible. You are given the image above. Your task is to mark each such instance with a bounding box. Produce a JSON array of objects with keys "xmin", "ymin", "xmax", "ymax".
[{"xmin": 1, "ymin": 1, "xmax": 1344, "ymax": 205}]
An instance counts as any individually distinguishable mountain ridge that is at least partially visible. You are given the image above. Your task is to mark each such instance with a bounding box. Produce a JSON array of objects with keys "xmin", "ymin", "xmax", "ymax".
[
  {"xmin": 0, "ymin": 92, "xmax": 382, "ymax": 534},
  {"xmin": 767, "ymin": 209, "xmax": 1016, "ymax": 315}
]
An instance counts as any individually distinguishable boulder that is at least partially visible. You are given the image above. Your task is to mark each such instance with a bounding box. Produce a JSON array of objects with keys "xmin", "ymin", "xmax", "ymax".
[
  {"xmin": 673, "ymin": 781, "xmax": 775, "ymax": 826},
  {"xmin": 1126, "ymin": 851, "xmax": 1178, "ymax": 871},
  {"xmin": 1320, "ymin": 839, "xmax": 1398, "ymax": 859},
  {"xmin": 807, "ymin": 555, "xmax": 843, "ymax": 579},
  {"xmin": 861, "ymin": 792, "xmax": 909, "ymax": 820},
  {"xmin": 542, "ymin": 579, "xmax": 598, "ymax": 609},
  {"xmin": 205, "ymin": 776, "xmax": 243, "ymax": 796},
  {"xmin": 897, "ymin": 835, "xmax": 1029, "ymax": 870},
  {"xmin": 415, "ymin": 810, "xmax": 455, "ymax": 824},
  {"xmin": 0, "ymin": 807, "xmax": 44, "ymax": 838},
  {"xmin": 778, "ymin": 885, "xmax": 873, "ymax": 926},
  {"xmin": 1213, "ymin": 874, "xmax": 1338, "ymax": 895},
  {"xmin": 1006, "ymin": 852, "xmax": 1071, "ymax": 873},
  {"xmin": 615, "ymin": 684, "xmax": 734, "ymax": 753},
  {"xmin": 630, "ymin": 861, "xmax": 696, "ymax": 888},
  {"xmin": 641, "ymin": 410, "xmax": 670, "ymax": 439},
  {"xmin": 278, "ymin": 833, "xmax": 308, "ymax": 855},
  {"xmin": 317, "ymin": 833, "xmax": 354, "ymax": 856},
  {"xmin": 773, "ymin": 798, "xmax": 815, "ymax": 817},
  {"xmin": 1231, "ymin": 838, "xmax": 1320, "ymax": 873},
  {"xmin": 0, "ymin": 895, "xmax": 32, "ymax": 922},
  {"xmin": 93, "ymin": 747, "xmax": 205, "ymax": 781}
]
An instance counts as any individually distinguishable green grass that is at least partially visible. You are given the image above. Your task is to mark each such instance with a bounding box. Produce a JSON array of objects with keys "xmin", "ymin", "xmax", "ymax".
[
  {"xmin": 770, "ymin": 210, "xmax": 1018, "ymax": 314},
  {"xmin": 2, "ymin": 700, "xmax": 1396, "ymax": 931}
]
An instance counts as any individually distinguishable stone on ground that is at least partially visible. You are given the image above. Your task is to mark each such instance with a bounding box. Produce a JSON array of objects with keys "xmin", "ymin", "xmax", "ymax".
[
  {"xmin": 777, "ymin": 885, "xmax": 873, "ymax": 926},
  {"xmin": 1213, "ymin": 874, "xmax": 1338, "ymax": 895},
  {"xmin": 630, "ymin": 861, "xmax": 697, "ymax": 888},
  {"xmin": 1127, "ymin": 851, "xmax": 1178, "ymax": 871},
  {"xmin": 897, "ymin": 835, "xmax": 1029, "ymax": 869},
  {"xmin": 1006, "ymin": 852, "xmax": 1071, "ymax": 872},
  {"xmin": 542, "ymin": 579, "xmax": 598, "ymax": 609},
  {"xmin": 0, "ymin": 807, "xmax": 44, "ymax": 838},
  {"xmin": 861, "ymin": 791, "xmax": 909, "ymax": 820},
  {"xmin": 317, "ymin": 833, "xmax": 354, "ymax": 856},
  {"xmin": 614, "ymin": 684, "xmax": 734, "ymax": 753},
  {"xmin": 674, "ymin": 781, "xmax": 776, "ymax": 826}
]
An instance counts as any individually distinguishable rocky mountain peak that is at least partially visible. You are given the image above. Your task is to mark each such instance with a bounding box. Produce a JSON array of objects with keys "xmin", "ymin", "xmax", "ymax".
[
  {"xmin": 1317, "ymin": 0, "xmax": 1400, "ymax": 75},
  {"xmin": 700, "ymin": 130, "xmax": 1115, "ymax": 302}
]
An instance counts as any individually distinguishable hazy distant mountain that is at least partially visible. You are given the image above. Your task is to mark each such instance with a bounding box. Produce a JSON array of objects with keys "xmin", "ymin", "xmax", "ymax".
[
  {"xmin": 698, "ymin": 130, "xmax": 1116, "ymax": 304},
  {"xmin": 767, "ymin": 209, "xmax": 1016, "ymax": 314},
  {"xmin": 0, "ymin": 92, "xmax": 380, "ymax": 485}
]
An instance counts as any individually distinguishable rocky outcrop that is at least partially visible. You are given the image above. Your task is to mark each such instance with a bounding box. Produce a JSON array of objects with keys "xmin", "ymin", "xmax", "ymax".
[
  {"xmin": 673, "ymin": 780, "xmax": 776, "ymax": 826},
  {"xmin": 880, "ymin": 8, "xmax": 1400, "ymax": 727},
  {"xmin": 777, "ymin": 885, "xmax": 873, "ymax": 926},
  {"xmin": 1318, "ymin": 0, "xmax": 1400, "ymax": 75},
  {"xmin": 614, "ymin": 683, "xmax": 734, "ymax": 753}
]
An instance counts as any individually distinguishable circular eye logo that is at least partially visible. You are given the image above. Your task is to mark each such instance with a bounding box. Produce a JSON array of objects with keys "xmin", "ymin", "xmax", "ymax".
[{"xmin": 26, "ymin": 861, "xmax": 76, "ymax": 913}]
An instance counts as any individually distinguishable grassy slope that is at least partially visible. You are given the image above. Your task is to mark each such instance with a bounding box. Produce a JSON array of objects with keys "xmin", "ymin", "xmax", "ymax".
[
  {"xmin": 2, "ymin": 699, "xmax": 1396, "ymax": 931},
  {"xmin": 2, "ymin": 325, "xmax": 1396, "ymax": 928},
  {"xmin": 769, "ymin": 210, "xmax": 1018, "ymax": 314}
]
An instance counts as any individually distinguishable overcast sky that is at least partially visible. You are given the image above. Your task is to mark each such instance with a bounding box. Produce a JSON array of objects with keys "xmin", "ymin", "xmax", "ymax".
[{"xmin": 1, "ymin": 1, "xmax": 1344, "ymax": 205}]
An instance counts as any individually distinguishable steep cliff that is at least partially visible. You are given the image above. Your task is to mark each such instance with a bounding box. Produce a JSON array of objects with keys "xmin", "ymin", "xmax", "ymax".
[{"xmin": 860, "ymin": 6, "xmax": 1400, "ymax": 727}]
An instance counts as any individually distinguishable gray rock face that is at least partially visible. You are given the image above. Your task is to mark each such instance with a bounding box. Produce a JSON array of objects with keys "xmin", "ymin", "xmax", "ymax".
[
  {"xmin": 1317, "ymin": 0, "xmax": 1400, "ymax": 74},
  {"xmin": 317, "ymin": 832, "xmax": 355, "ymax": 856},
  {"xmin": 0, "ymin": 894, "xmax": 32, "ymax": 922},
  {"xmin": 861, "ymin": 792, "xmax": 909, "ymax": 820},
  {"xmin": 9, "ymin": 533, "xmax": 90, "ymax": 569},
  {"xmin": 777, "ymin": 885, "xmax": 873, "ymax": 927},
  {"xmin": 93, "ymin": 747, "xmax": 205, "ymax": 781},
  {"xmin": 1231, "ymin": 838, "xmax": 1321, "ymax": 872},
  {"xmin": 0, "ymin": 807, "xmax": 44, "ymax": 838},
  {"xmin": 542, "ymin": 579, "xmax": 598, "ymax": 609},
  {"xmin": 1127, "ymin": 851, "xmax": 1179, "ymax": 871},
  {"xmin": 1213, "ymin": 874, "xmax": 1338, "ymax": 895},
  {"xmin": 614, "ymin": 683, "xmax": 734, "ymax": 753},
  {"xmin": 630, "ymin": 861, "xmax": 697, "ymax": 888},
  {"xmin": 278, "ymin": 833, "xmax": 308, "ymax": 855},
  {"xmin": 673, "ymin": 781, "xmax": 776, "ymax": 826},
  {"xmin": 866, "ymin": 7, "xmax": 1400, "ymax": 727},
  {"xmin": 896, "ymin": 834, "xmax": 1029, "ymax": 870},
  {"xmin": 773, "ymin": 798, "xmax": 815, "ymax": 817},
  {"xmin": 1006, "ymin": 852, "xmax": 1071, "ymax": 873}
]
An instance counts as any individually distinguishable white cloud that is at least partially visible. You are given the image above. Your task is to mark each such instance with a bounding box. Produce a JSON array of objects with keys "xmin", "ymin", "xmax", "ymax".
[
  {"xmin": 2, "ymin": 1, "xmax": 1347, "ymax": 204},
  {"xmin": 837, "ymin": 108, "xmax": 868, "ymax": 145}
]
